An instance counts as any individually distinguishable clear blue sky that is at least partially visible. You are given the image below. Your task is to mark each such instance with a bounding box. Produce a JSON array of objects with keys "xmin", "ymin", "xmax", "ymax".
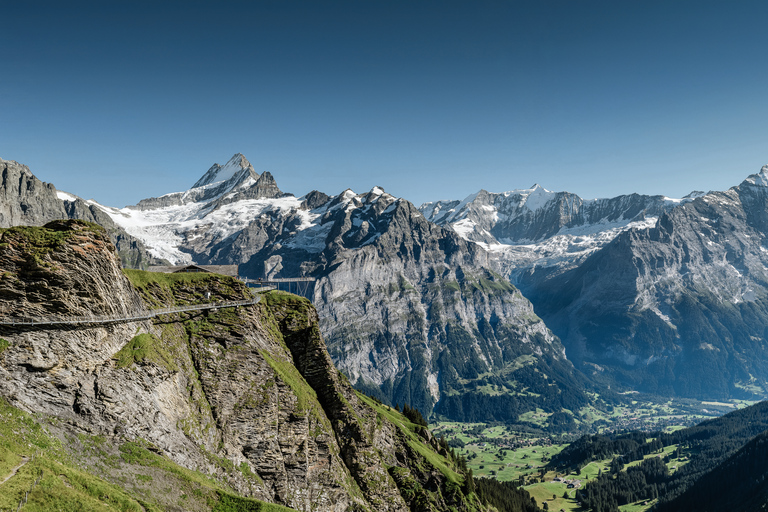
[{"xmin": 2, "ymin": 0, "xmax": 767, "ymax": 207}]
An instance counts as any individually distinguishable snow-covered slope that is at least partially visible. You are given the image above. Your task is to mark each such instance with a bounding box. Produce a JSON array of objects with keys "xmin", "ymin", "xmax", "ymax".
[
  {"xmin": 93, "ymin": 157, "xmax": 289, "ymax": 263},
  {"xmin": 420, "ymin": 185, "xmax": 703, "ymax": 283}
]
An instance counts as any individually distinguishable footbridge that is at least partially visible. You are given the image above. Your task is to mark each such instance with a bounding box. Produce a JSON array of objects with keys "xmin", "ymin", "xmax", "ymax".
[
  {"xmin": 0, "ymin": 295, "xmax": 269, "ymax": 328},
  {"xmin": 242, "ymin": 277, "xmax": 316, "ymax": 297}
]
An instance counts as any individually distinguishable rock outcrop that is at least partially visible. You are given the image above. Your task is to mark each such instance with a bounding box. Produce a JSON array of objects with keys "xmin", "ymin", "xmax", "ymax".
[
  {"xmin": 1, "ymin": 158, "xmax": 69, "ymax": 226},
  {"xmin": 0, "ymin": 220, "xmax": 485, "ymax": 511},
  {"xmin": 0, "ymin": 157, "xmax": 163, "ymax": 269}
]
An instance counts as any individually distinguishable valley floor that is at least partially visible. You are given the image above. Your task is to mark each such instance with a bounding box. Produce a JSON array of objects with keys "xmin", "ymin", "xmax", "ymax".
[{"xmin": 432, "ymin": 395, "xmax": 757, "ymax": 512}]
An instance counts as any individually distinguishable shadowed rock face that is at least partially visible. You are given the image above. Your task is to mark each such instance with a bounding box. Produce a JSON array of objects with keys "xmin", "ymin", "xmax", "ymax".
[
  {"xmin": 418, "ymin": 167, "xmax": 768, "ymax": 400},
  {"xmin": 0, "ymin": 158, "xmax": 69, "ymax": 227},
  {"xmin": 523, "ymin": 167, "xmax": 768, "ymax": 399},
  {"xmin": 0, "ymin": 221, "xmax": 484, "ymax": 511}
]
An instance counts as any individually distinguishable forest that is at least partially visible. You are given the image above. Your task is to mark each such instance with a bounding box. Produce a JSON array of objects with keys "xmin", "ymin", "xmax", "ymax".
[{"xmin": 553, "ymin": 401, "xmax": 768, "ymax": 511}]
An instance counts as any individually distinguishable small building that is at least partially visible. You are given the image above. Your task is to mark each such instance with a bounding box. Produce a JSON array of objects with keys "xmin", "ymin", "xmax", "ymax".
[{"xmin": 147, "ymin": 264, "xmax": 239, "ymax": 278}]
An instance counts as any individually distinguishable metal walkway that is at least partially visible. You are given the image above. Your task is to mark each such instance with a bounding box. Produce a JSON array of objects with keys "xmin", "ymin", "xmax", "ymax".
[
  {"xmin": 242, "ymin": 277, "xmax": 316, "ymax": 297},
  {"xmin": 0, "ymin": 296, "xmax": 264, "ymax": 327}
]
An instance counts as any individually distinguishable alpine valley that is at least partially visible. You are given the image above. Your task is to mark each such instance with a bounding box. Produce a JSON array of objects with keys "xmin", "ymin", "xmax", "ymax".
[{"xmin": 3, "ymin": 153, "xmax": 768, "ymax": 510}]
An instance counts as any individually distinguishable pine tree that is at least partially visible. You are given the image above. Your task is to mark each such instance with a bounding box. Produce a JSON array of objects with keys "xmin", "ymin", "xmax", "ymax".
[{"xmin": 462, "ymin": 468, "xmax": 475, "ymax": 494}]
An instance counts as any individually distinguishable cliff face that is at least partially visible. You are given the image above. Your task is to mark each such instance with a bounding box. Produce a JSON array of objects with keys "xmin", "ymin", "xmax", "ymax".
[
  {"xmin": 419, "ymin": 186, "xmax": 688, "ymax": 289},
  {"xmin": 0, "ymin": 157, "xmax": 163, "ymax": 269},
  {"xmin": 196, "ymin": 185, "xmax": 583, "ymax": 422},
  {"xmin": 0, "ymin": 220, "xmax": 483, "ymax": 511},
  {"xmin": 0, "ymin": 158, "xmax": 69, "ymax": 226},
  {"xmin": 420, "ymin": 187, "xmax": 679, "ymax": 246}
]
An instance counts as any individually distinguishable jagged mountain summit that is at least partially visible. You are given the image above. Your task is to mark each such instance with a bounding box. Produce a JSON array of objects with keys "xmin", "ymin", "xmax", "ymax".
[
  {"xmin": 191, "ymin": 152, "xmax": 256, "ymax": 188},
  {"xmin": 86, "ymin": 154, "xmax": 591, "ymax": 426}
]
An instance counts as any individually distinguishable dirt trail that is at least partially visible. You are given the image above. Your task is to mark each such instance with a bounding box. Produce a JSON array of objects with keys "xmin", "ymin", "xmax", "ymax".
[{"xmin": 0, "ymin": 457, "xmax": 29, "ymax": 486}]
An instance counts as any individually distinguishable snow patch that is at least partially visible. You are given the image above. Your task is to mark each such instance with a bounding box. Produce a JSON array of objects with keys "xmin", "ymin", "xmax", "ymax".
[
  {"xmin": 56, "ymin": 190, "xmax": 78, "ymax": 202},
  {"xmin": 382, "ymin": 202, "xmax": 399, "ymax": 215},
  {"xmin": 452, "ymin": 218, "xmax": 477, "ymax": 239},
  {"xmin": 745, "ymin": 166, "xmax": 768, "ymax": 187}
]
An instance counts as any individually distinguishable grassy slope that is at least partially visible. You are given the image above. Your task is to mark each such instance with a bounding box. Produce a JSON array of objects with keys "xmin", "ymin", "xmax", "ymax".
[
  {"xmin": 2, "ymin": 268, "xmax": 292, "ymax": 510},
  {"xmin": 123, "ymin": 272, "xmax": 484, "ymax": 509},
  {"xmin": 357, "ymin": 393, "xmax": 463, "ymax": 484},
  {"xmin": 0, "ymin": 396, "xmax": 294, "ymax": 511}
]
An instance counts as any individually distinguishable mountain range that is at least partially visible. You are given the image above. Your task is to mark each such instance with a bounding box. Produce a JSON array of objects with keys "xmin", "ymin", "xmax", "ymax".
[
  {"xmin": 423, "ymin": 167, "xmax": 768, "ymax": 399},
  {"xmin": 4, "ymin": 153, "xmax": 768, "ymax": 421}
]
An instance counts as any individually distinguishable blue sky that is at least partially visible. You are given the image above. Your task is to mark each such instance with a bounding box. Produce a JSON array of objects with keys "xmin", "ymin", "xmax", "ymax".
[{"xmin": 2, "ymin": 0, "xmax": 767, "ymax": 207}]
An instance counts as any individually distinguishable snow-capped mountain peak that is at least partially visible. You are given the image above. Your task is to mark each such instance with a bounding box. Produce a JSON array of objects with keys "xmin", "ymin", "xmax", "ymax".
[
  {"xmin": 192, "ymin": 153, "xmax": 255, "ymax": 189},
  {"xmin": 744, "ymin": 165, "xmax": 768, "ymax": 187},
  {"xmin": 522, "ymin": 184, "xmax": 555, "ymax": 211}
]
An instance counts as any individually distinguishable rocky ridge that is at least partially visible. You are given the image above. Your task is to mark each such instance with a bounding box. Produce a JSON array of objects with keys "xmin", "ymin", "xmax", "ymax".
[
  {"xmin": 0, "ymin": 157, "xmax": 163, "ymax": 269},
  {"xmin": 0, "ymin": 220, "xmax": 486, "ymax": 511},
  {"xmin": 419, "ymin": 184, "xmax": 698, "ymax": 285}
]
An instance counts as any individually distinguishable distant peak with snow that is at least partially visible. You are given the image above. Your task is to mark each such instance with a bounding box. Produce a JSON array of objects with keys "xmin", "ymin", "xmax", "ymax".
[
  {"xmin": 743, "ymin": 165, "xmax": 768, "ymax": 188},
  {"xmin": 522, "ymin": 184, "xmax": 556, "ymax": 211},
  {"xmin": 192, "ymin": 153, "xmax": 255, "ymax": 189}
]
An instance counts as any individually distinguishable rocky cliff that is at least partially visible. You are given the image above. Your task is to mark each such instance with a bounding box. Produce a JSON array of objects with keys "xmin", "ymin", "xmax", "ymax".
[
  {"xmin": 524, "ymin": 166, "xmax": 768, "ymax": 399},
  {"xmin": 0, "ymin": 157, "xmax": 163, "ymax": 269},
  {"xmin": 419, "ymin": 184, "xmax": 694, "ymax": 285},
  {"xmin": 0, "ymin": 220, "xmax": 486, "ymax": 511}
]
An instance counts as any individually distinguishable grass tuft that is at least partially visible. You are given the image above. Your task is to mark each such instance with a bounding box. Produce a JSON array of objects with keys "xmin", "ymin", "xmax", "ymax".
[{"xmin": 113, "ymin": 333, "xmax": 179, "ymax": 372}]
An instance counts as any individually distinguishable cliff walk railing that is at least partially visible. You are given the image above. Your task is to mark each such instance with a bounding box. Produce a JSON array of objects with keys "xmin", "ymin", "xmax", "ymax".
[
  {"xmin": 242, "ymin": 277, "xmax": 316, "ymax": 297},
  {"xmin": 0, "ymin": 295, "xmax": 270, "ymax": 327}
]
